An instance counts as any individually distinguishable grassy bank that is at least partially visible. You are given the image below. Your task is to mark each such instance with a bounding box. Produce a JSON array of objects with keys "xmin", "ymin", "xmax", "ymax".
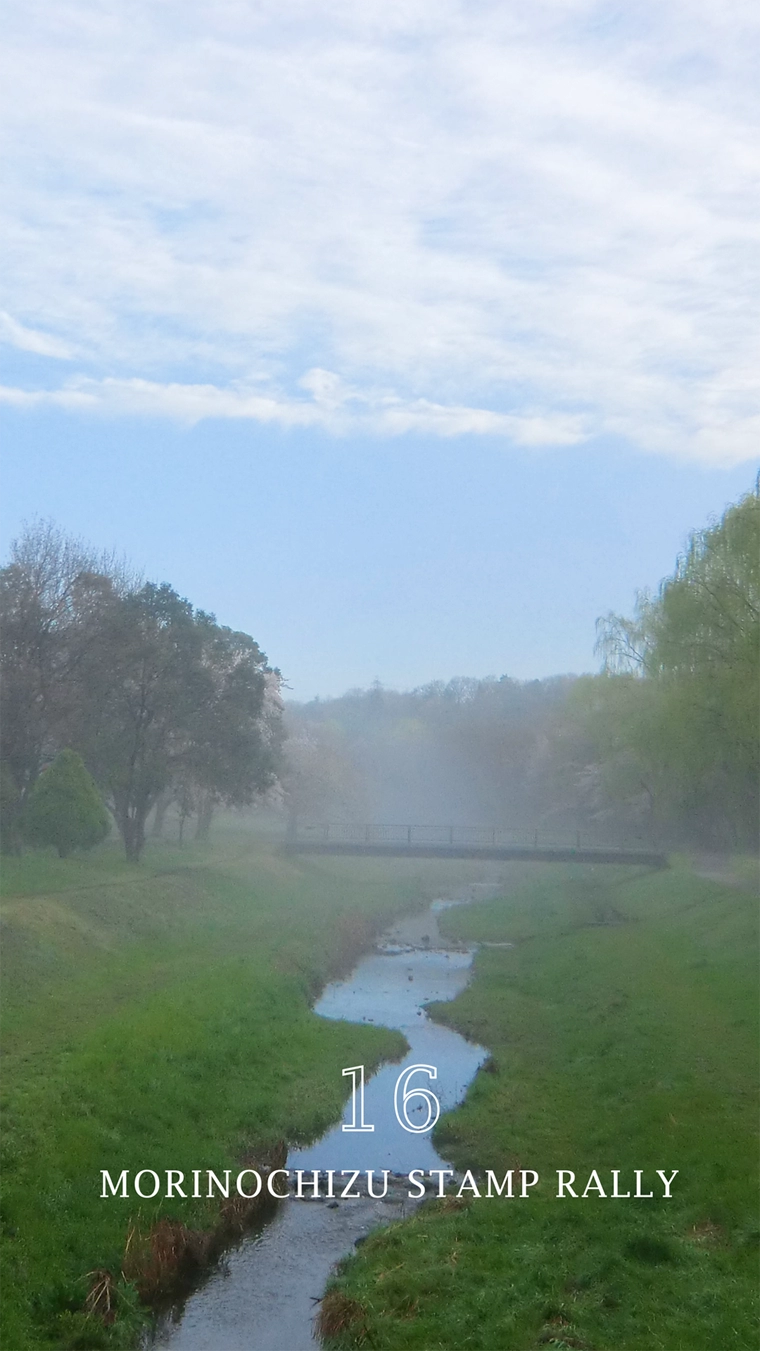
[
  {"xmin": 321, "ymin": 862, "xmax": 759, "ymax": 1350},
  {"xmin": 0, "ymin": 826, "xmax": 495, "ymax": 1350}
]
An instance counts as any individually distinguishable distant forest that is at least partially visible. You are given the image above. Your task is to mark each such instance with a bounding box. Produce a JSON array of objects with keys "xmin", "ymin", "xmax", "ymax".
[{"xmin": 285, "ymin": 480, "xmax": 759, "ymax": 851}]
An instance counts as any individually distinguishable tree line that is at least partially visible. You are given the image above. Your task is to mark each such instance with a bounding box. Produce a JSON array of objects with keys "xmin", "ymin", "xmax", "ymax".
[
  {"xmin": 1, "ymin": 522, "xmax": 282, "ymax": 861},
  {"xmin": 284, "ymin": 673, "xmax": 576, "ymax": 831},
  {"xmin": 286, "ymin": 480, "xmax": 759, "ymax": 850},
  {"xmin": 2, "ymin": 481, "xmax": 757, "ymax": 860},
  {"xmin": 591, "ymin": 477, "xmax": 758, "ymax": 846}
]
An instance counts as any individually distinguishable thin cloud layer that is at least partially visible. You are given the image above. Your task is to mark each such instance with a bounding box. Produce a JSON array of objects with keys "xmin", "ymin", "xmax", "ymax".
[{"xmin": 1, "ymin": 0, "xmax": 758, "ymax": 463}]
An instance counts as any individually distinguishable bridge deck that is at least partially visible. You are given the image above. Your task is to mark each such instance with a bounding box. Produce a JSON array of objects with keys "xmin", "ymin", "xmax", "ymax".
[{"xmin": 284, "ymin": 826, "xmax": 667, "ymax": 869}]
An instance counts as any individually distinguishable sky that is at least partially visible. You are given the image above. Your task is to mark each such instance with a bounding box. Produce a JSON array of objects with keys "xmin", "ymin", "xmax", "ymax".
[{"xmin": 2, "ymin": 1, "xmax": 758, "ymax": 697}]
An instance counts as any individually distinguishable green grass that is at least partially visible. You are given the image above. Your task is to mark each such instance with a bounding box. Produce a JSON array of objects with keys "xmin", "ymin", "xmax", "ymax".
[
  {"xmin": 0, "ymin": 828, "xmax": 498, "ymax": 1350},
  {"xmin": 321, "ymin": 862, "xmax": 759, "ymax": 1350}
]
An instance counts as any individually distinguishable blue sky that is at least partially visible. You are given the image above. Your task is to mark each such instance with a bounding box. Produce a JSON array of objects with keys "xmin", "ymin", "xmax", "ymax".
[{"xmin": 2, "ymin": 1, "xmax": 758, "ymax": 697}]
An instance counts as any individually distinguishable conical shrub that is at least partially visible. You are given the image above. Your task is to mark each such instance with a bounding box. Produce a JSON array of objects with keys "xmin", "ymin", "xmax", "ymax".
[{"xmin": 24, "ymin": 750, "xmax": 110, "ymax": 858}]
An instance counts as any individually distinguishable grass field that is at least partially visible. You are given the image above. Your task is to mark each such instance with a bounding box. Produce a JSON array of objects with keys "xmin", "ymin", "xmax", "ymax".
[
  {"xmin": 0, "ymin": 823, "xmax": 499, "ymax": 1350},
  {"xmin": 320, "ymin": 861, "xmax": 759, "ymax": 1351}
]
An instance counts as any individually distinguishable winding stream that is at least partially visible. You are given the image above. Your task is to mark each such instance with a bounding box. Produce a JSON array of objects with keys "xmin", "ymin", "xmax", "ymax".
[{"xmin": 148, "ymin": 884, "xmax": 498, "ymax": 1351}]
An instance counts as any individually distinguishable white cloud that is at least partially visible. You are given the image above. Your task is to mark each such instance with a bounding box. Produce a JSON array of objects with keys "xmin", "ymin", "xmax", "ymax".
[
  {"xmin": 0, "ymin": 385, "xmax": 94, "ymax": 410},
  {"xmin": 0, "ymin": 311, "xmax": 73, "ymax": 359},
  {"xmin": 1, "ymin": 1, "xmax": 759, "ymax": 464},
  {"xmin": 0, "ymin": 373, "xmax": 589, "ymax": 448}
]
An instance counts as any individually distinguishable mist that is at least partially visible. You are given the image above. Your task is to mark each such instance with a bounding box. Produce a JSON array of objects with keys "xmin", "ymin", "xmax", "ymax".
[{"xmin": 285, "ymin": 677, "xmax": 574, "ymax": 831}]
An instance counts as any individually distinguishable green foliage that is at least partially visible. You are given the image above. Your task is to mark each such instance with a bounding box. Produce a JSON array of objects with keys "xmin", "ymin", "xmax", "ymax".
[
  {"xmin": 23, "ymin": 751, "xmax": 110, "ymax": 859},
  {"xmin": 593, "ymin": 482, "xmax": 760, "ymax": 846},
  {"xmin": 0, "ymin": 524, "xmax": 281, "ymax": 862},
  {"xmin": 90, "ymin": 585, "xmax": 278, "ymax": 858}
]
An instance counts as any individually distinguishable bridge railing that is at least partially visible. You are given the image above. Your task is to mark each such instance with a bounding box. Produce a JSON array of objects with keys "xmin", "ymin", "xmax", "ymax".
[{"xmin": 289, "ymin": 822, "xmax": 641, "ymax": 851}]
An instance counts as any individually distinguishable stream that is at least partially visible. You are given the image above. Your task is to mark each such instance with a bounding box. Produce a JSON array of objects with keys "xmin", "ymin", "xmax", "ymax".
[{"xmin": 148, "ymin": 883, "xmax": 499, "ymax": 1351}]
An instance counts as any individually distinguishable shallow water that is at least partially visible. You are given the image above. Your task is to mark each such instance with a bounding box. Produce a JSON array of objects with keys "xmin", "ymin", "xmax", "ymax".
[{"xmin": 149, "ymin": 887, "xmax": 496, "ymax": 1351}]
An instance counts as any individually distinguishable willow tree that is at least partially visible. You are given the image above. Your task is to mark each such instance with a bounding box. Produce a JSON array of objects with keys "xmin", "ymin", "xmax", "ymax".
[{"xmin": 595, "ymin": 480, "xmax": 760, "ymax": 846}]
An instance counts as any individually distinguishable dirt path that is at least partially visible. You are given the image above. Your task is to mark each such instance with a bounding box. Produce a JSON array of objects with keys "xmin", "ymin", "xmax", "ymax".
[{"xmin": 689, "ymin": 853, "xmax": 758, "ymax": 891}]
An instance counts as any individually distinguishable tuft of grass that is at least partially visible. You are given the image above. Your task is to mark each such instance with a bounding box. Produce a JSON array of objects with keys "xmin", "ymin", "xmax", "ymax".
[{"xmin": 316, "ymin": 1293, "xmax": 371, "ymax": 1344}]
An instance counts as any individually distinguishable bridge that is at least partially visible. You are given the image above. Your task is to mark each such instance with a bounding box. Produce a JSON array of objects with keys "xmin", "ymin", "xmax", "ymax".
[{"xmin": 284, "ymin": 822, "xmax": 668, "ymax": 868}]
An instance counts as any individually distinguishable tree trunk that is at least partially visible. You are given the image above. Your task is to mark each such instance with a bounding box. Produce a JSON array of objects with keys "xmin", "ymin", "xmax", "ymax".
[
  {"xmin": 151, "ymin": 788, "xmax": 173, "ymax": 838},
  {"xmin": 120, "ymin": 809, "xmax": 147, "ymax": 863},
  {"xmin": 195, "ymin": 794, "xmax": 215, "ymax": 841}
]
